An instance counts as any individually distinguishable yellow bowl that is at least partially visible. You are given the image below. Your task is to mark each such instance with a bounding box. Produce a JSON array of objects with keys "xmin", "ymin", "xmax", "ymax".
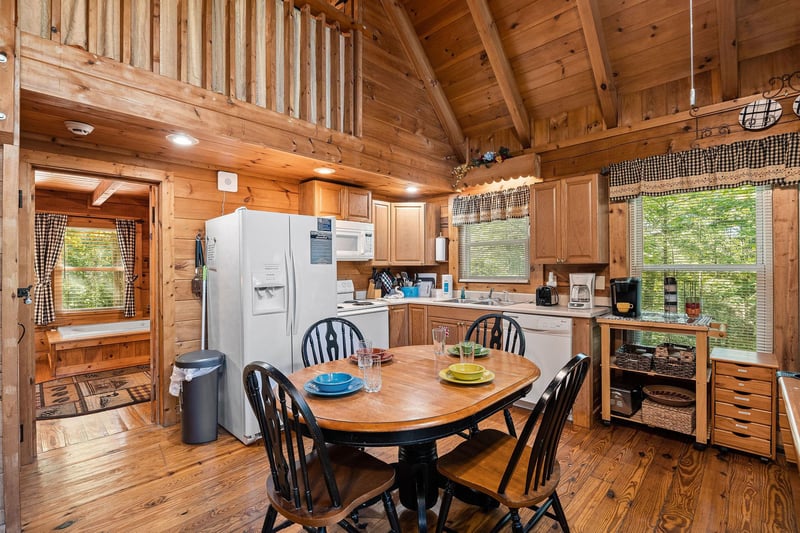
[{"xmin": 448, "ymin": 363, "xmax": 485, "ymax": 381}]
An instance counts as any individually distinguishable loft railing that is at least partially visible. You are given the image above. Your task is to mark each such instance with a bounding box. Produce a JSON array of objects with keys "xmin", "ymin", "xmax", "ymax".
[{"xmin": 18, "ymin": 0, "xmax": 363, "ymax": 136}]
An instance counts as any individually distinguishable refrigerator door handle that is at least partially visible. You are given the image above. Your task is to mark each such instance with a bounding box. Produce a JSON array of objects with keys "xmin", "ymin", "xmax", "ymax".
[
  {"xmin": 284, "ymin": 252, "xmax": 292, "ymax": 336},
  {"xmin": 289, "ymin": 251, "xmax": 299, "ymax": 335}
]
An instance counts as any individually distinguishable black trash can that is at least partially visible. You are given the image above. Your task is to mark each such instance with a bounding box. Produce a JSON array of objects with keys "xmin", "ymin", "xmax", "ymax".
[{"xmin": 175, "ymin": 350, "xmax": 225, "ymax": 444}]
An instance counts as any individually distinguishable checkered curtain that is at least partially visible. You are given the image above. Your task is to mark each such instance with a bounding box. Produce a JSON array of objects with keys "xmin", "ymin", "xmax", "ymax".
[
  {"xmin": 609, "ymin": 131, "xmax": 800, "ymax": 201},
  {"xmin": 115, "ymin": 219, "xmax": 138, "ymax": 318},
  {"xmin": 452, "ymin": 185, "xmax": 530, "ymax": 226},
  {"xmin": 34, "ymin": 213, "xmax": 68, "ymax": 326}
]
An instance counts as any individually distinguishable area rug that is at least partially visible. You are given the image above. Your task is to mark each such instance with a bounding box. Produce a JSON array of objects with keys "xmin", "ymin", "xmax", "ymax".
[{"xmin": 36, "ymin": 365, "xmax": 151, "ymax": 420}]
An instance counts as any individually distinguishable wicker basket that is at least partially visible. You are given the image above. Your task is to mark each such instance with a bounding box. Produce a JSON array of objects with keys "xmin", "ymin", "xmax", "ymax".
[
  {"xmin": 641, "ymin": 398, "xmax": 695, "ymax": 434},
  {"xmin": 614, "ymin": 344, "xmax": 655, "ymax": 372},
  {"xmin": 653, "ymin": 343, "xmax": 696, "ymax": 378}
]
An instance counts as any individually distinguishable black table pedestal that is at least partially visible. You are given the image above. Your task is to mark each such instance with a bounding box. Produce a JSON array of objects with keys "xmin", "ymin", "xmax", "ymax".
[{"xmin": 397, "ymin": 443, "xmax": 439, "ymax": 532}]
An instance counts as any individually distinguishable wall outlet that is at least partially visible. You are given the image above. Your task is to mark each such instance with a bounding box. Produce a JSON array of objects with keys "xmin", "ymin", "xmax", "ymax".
[
  {"xmin": 217, "ymin": 170, "xmax": 238, "ymax": 192},
  {"xmin": 596, "ymin": 275, "xmax": 605, "ymax": 290}
]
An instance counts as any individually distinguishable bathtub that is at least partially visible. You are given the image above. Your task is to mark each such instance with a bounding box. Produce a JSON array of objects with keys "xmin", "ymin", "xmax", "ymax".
[
  {"xmin": 46, "ymin": 320, "xmax": 151, "ymax": 377},
  {"xmin": 57, "ymin": 319, "xmax": 151, "ymax": 339}
]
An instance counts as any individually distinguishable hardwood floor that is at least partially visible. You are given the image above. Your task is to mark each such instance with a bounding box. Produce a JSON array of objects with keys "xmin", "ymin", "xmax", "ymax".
[{"xmin": 24, "ymin": 406, "xmax": 800, "ymax": 532}]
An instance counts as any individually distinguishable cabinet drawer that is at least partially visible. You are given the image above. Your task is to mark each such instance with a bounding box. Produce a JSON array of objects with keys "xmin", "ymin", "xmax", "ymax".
[
  {"xmin": 714, "ymin": 428, "xmax": 772, "ymax": 457},
  {"xmin": 715, "ymin": 388, "xmax": 772, "ymax": 411},
  {"xmin": 715, "ymin": 361, "xmax": 774, "ymax": 381},
  {"xmin": 715, "ymin": 374, "xmax": 772, "ymax": 396},
  {"xmin": 715, "ymin": 415, "xmax": 772, "ymax": 440},
  {"xmin": 783, "ymin": 439, "xmax": 797, "ymax": 463},
  {"xmin": 715, "ymin": 402, "xmax": 772, "ymax": 425}
]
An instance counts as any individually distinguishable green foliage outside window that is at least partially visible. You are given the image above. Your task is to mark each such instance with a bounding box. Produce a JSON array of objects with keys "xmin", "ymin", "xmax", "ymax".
[
  {"xmin": 459, "ymin": 218, "xmax": 529, "ymax": 282},
  {"xmin": 637, "ymin": 186, "xmax": 764, "ymax": 351},
  {"xmin": 60, "ymin": 228, "xmax": 125, "ymax": 311}
]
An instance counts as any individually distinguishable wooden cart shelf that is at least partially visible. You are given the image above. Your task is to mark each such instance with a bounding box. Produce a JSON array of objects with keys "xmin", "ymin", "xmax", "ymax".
[{"xmin": 598, "ymin": 313, "xmax": 726, "ymax": 447}]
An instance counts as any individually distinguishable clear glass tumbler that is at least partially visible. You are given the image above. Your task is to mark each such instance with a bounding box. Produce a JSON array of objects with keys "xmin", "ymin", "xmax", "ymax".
[
  {"xmin": 356, "ymin": 339, "xmax": 373, "ymax": 379},
  {"xmin": 432, "ymin": 327, "xmax": 447, "ymax": 355},
  {"xmin": 363, "ymin": 354, "xmax": 382, "ymax": 392},
  {"xmin": 459, "ymin": 342, "xmax": 475, "ymax": 365}
]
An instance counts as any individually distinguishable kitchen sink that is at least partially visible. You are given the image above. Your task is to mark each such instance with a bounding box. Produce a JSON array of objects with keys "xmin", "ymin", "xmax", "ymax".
[{"xmin": 440, "ymin": 298, "xmax": 516, "ymax": 306}]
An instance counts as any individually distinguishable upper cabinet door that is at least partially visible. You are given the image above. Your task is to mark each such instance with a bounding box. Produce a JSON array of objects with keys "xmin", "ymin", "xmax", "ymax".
[
  {"xmin": 531, "ymin": 181, "xmax": 560, "ymax": 264},
  {"xmin": 346, "ymin": 188, "xmax": 372, "ymax": 222},
  {"xmin": 372, "ymin": 200, "xmax": 390, "ymax": 265},
  {"xmin": 532, "ymin": 174, "xmax": 608, "ymax": 264}
]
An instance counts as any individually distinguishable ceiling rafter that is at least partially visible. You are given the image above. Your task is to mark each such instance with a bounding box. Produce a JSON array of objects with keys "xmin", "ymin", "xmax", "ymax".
[
  {"xmin": 91, "ymin": 179, "xmax": 124, "ymax": 206},
  {"xmin": 379, "ymin": 0, "xmax": 466, "ymax": 162},
  {"xmin": 715, "ymin": 0, "xmax": 738, "ymax": 101},
  {"xmin": 575, "ymin": 0, "xmax": 618, "ymax": 128},
  {"xmin": 465, "ymin": 0, "xmax": 531, "ymax": 149}
]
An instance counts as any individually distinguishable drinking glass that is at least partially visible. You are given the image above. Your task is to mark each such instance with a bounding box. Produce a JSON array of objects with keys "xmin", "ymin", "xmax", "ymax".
[
  {"xmin": 459, "ymin": 341, "xmax": 475, "ymax": 365},
  {"xmin": 432, "ymin": 327, "xmax": 447, "ymax": 355},
  {"xmin": 364, "ymin": 354, "xmax": 382, "ymax": 392},
  {"xmin": 356, "ymin": 339, "xmax": 373, "ymax": 379},
  {"xmin": 685, "ymin": 296, "xmax": 701, "ymax": 319}
]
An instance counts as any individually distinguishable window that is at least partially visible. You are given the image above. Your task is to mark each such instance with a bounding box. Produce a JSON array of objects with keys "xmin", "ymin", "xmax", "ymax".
[
  {"xmin": 630, "ymin": 185, "xmax": 772, "ymax": 352},
  {"xmin": 56, "ymin": 227, "xmax": 125, "ymax": 311},
  {"xmin": 458, "ymin": 218, "xmax": 530, "ymax": 282}
]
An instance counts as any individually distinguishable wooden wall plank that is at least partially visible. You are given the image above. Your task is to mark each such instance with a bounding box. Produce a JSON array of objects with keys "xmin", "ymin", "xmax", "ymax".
[
  {"xmin": 299, "ymin": 5, "xmax": 312, "ymax": 121},
  {"xmin": 0, "ymin": 0, "xmax": 17, "ymax": 144}
]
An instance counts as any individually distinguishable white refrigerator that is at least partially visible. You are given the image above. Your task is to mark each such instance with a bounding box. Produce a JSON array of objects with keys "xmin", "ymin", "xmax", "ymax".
[{"xmin": 205, "ymin": 207, "xmax": 337, "ymax": 444}]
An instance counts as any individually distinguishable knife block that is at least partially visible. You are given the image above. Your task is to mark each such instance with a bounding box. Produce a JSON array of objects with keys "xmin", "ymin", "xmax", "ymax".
[{"xmin": 367, "ymin": 280, "xmax": 382, "ymax": 299}]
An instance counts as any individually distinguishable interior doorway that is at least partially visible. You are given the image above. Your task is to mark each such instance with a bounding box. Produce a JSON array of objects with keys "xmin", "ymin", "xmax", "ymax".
[{"xmin": 25, "ymin": 167, "xmax": 160, "ymax": 456}]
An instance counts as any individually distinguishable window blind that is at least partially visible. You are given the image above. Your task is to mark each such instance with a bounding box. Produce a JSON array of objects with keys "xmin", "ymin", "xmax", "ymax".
[
  {"xmin": 630, "ymin": 186, "xmax": 772, "ymax": 352},
  {"xmin": 458, "ymin": 218, "xmax": 530, "ymax": 283}
]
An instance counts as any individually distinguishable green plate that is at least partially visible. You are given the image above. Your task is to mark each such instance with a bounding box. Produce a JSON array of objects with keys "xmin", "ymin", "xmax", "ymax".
[{"xmin": 447, "ymin": 346, "xmax": 490, "ymax": 357}]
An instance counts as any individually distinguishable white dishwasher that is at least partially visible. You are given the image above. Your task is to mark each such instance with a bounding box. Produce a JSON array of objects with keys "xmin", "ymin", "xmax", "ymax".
[{"xmin": 505, "ymin": 312, "xmax": 573, "ymax": 408}]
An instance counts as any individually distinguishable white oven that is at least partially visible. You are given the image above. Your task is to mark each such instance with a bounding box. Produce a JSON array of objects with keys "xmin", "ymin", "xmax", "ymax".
[
  {"xmin": 335, "ymin": 220, "xmax": 374, "ymax": 261},
  {"xmin": 336, "ymin": 280, "xmax": 389, "ymax": 348}
]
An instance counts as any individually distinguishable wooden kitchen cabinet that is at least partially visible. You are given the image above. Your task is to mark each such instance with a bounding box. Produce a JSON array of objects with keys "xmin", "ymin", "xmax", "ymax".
[
  {"xmin": 388, "ymin": 304, "xmax": 409, "ymax": 347},
  {"xmin": 299, "ymin": 180, "xmax": 372, "ymax": 222},
  {"xmin": 372, "ymin": 201, "xmax": 440, "ymax": 266},
  {"xmin": 372, "ymin": 200, "xmax": 390, "ymax": 264},
  {"xmin": 409, "ymin": 304, "xmax": 428, "ymax": 345},
  {"xmin": 426, "ymin": 306, "xmax": 486, "ymax": 345},
  {"xmin": 532, "ymin": 173, "xmax": 608, "ymax": 264},
  {"xmin": 711, "ymin": 348, "xmax": 778, "ymax": 460}
]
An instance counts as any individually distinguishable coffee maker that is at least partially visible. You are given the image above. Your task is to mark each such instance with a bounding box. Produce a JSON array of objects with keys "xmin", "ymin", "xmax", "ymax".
[
  {"xmin": 568, "ymin": 273, "xmax": 595, "ymax": 309},
  {"xmin": 610, "ymin": 277, "xmax": 642, "ymax": 317}
]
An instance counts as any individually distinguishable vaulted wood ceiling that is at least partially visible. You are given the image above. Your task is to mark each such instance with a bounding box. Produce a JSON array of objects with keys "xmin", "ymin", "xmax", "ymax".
[{"xmin": 21, "ymin": 0, "xmax": 800, "ymax": 199}]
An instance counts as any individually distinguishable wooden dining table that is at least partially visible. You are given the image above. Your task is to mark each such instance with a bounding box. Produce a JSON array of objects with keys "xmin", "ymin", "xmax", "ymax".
[{"xmin": 288, "ymin": 344, "xmax": 540, "ymax": 532}]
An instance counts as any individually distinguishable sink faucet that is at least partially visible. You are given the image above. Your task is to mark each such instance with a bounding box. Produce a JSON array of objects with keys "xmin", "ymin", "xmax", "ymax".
[{"xmin": 487, "ymin": 288, "xmax": 494, "ymax": 300}]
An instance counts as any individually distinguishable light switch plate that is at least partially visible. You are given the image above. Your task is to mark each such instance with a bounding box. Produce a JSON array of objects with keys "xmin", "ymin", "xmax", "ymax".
[
  {"xmin": 596, "ymin": 275, "xmax": 605, "ymax": 290},
  {"xmin": 217, "ymin": 170, "xmax": 238, "ymax": 192}
]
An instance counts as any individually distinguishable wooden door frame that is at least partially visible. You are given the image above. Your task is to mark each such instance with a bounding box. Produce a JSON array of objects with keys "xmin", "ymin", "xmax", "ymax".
[{"xmin": 16, "ymin": 150, "xmax": 175, "ymax": 466}]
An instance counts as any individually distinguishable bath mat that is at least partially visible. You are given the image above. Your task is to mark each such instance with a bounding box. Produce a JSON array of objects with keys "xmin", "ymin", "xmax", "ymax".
[{"xmin": 36, "ymin": 365, "xmax": 151, "ymax": 420}]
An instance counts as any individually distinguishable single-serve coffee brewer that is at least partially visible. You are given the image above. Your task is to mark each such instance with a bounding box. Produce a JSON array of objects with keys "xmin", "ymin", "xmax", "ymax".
[
  {"xmin": 610, "ymin": 277, "xmax": 642, "ymax": 317},
  {"xmin": 568, "ymin": 273, "xmax": 595, "ymax": 309}
]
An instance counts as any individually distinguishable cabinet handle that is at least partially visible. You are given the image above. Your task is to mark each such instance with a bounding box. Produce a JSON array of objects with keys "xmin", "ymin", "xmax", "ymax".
[
  {"xmin": 733, "ymin": 396, "xmax": 750, "ymax": 402},
  {"xmin": 737, "ymin": 410, "xmax": 751, "ymax": 416},
  {"xmin": 737, "ymin": 368, "xmax": 749, "ymax": 374},
  {"xmin": 735, "ymin": 423, "xmax": 748, "ymax": 430}
]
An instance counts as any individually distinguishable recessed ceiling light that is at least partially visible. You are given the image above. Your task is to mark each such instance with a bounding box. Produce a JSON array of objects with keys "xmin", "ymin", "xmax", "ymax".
[
  {"xmin": 406, "ymin": 186, "xmax": 419, "ymax": 193},
  {"xmin": 166, "ymin": 132, "xmax": 199, "ymax": 146},
  {"xmin": 314, "ymin": 167, "xmax": 336, "ymax": 175}
]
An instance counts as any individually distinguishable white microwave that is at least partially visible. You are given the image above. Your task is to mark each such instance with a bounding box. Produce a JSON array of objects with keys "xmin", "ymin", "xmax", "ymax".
[{"xmin": 335, "ymin": 220, "xmax": 374, "ymax": 261}]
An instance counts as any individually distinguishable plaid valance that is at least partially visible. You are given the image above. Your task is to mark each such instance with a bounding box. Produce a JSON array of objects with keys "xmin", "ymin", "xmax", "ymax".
[
  {"xmin": 452, "ymin": 186, "xmax": 530, "ymax": 226},
  {"xmin": 609, "ymin": 132, "xmax": 800, "ymax": 201}
]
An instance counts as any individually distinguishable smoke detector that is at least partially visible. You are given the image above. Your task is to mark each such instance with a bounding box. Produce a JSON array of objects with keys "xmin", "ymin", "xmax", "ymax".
[{"xmin": 64, "ymin": 121, "xmax": 95, "ymax": 136}]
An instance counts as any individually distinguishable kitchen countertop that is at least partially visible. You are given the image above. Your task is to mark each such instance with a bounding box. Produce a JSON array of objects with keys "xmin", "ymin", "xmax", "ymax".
[{"xmin": 380, "ymin": 295, "xmax": 610, "ymax": 319}]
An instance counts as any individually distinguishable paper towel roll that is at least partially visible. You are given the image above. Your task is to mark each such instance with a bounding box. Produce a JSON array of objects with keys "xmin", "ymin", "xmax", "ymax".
[{"xmin": 435, "ymin": 235, "xmax": 448, "ymax": 262}]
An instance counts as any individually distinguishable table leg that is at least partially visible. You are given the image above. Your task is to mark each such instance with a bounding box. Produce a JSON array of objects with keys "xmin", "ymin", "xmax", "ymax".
[{"xmin": 398, "ymin": 443, "xmax": 439, "ymax": 531}]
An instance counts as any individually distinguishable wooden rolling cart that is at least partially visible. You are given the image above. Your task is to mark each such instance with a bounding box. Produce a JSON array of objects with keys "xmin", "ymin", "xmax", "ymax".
[
  {"xmin": 598, "ymin": 313, "xmax": 726, "ymax": 448},
  {"xmin": 710, "ymin": 348, "xmax": 778, "ymax": 460}
]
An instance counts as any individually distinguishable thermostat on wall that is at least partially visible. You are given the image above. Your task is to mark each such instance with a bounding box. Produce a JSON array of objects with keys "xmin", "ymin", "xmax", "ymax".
[{"xmin": 217, "ymin": 170, "xmax": 238, "ymax": 192}]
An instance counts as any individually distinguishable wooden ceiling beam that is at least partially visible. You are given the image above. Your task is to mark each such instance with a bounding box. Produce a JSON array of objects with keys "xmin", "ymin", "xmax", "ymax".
[
  {"xmin": 379, "ymin": 0, "xmax": 466, "ymax": 162},
  {"xmin": 465, "ymin": 0, "xmax": 531, "ymax": 149},
  {"xmin": 91, "ymin": 179, "xmax": 124, "ymax": 206},
  {"xmin": 575, "ymin": 0, "xmax": 618, "ymax": 128},
  {"xmin": 715, "ymin": 0, "xmax": 738, "ymax": 101}
]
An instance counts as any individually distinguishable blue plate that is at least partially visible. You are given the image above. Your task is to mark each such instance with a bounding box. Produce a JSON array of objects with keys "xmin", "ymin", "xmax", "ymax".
[{"xmin": 304, "ymin": 376, "xmax": 364, "ymax": 397}]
